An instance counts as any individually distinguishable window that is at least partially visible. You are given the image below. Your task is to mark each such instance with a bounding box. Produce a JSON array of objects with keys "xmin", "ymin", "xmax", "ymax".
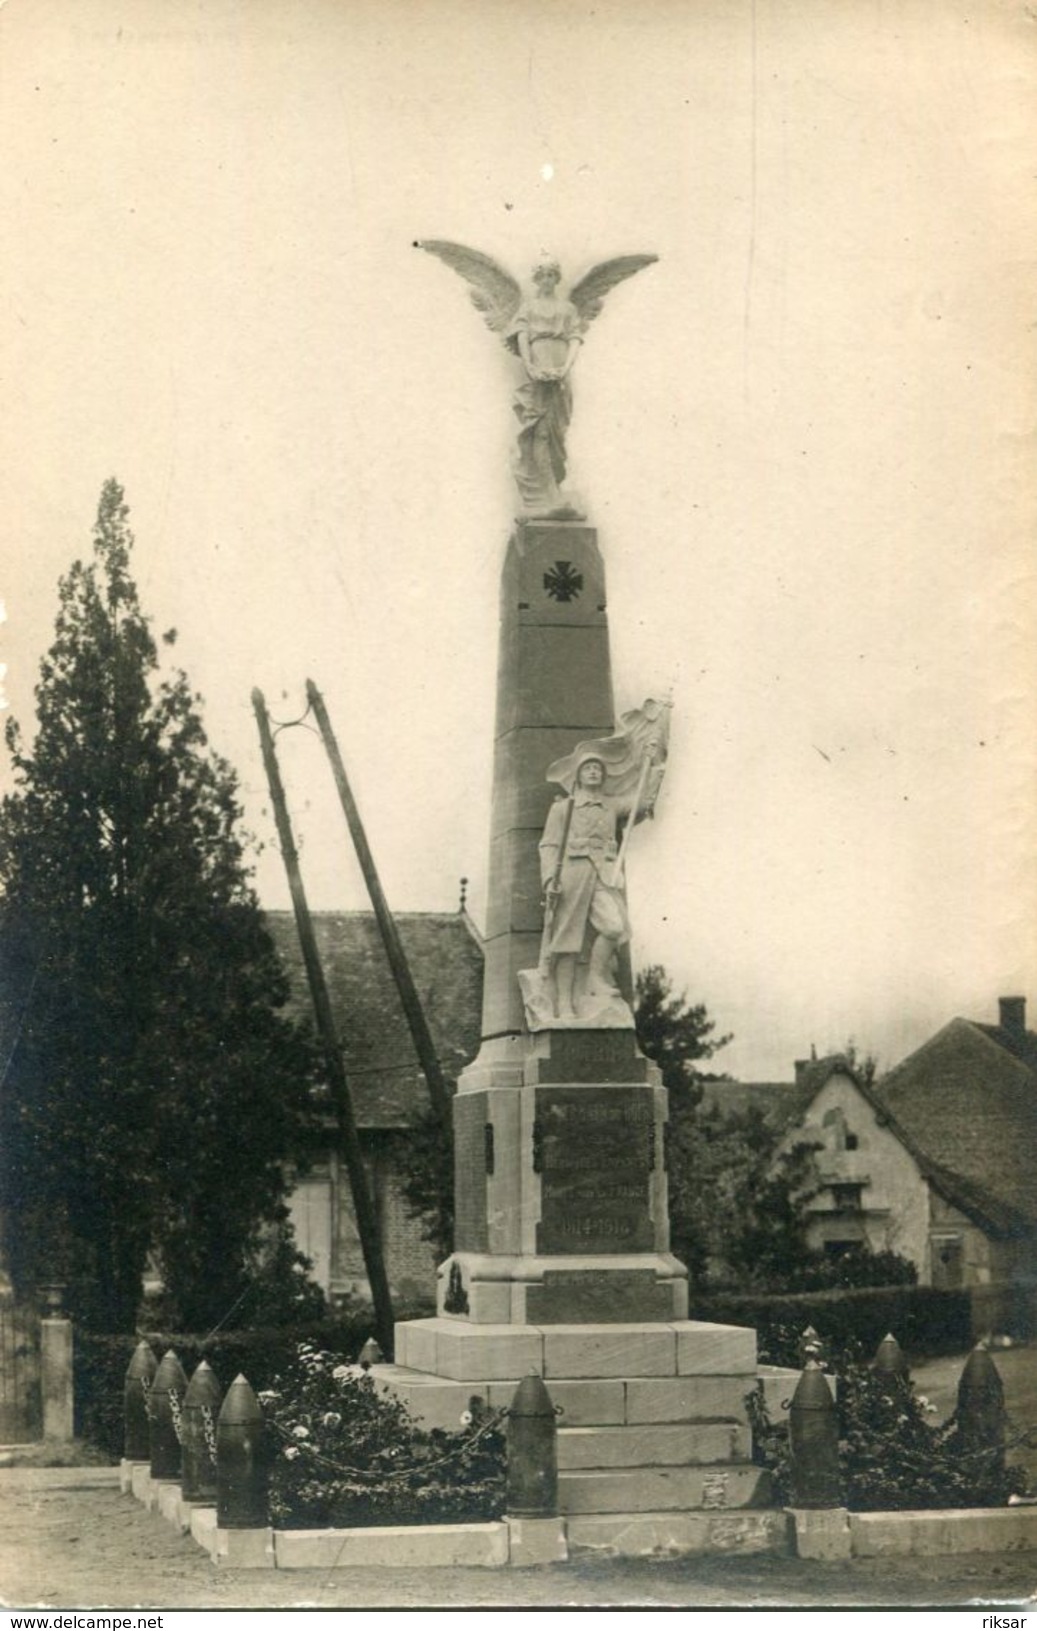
[
  {"xmin": 830, "ymin": 1183, "xmax": 864, "ymax": 1211},
  {"xmin": 823, "ymin": 1239, "xmax": 860, "ymax": 1258},
  {"xmin": 845, "ymin": 1131, "xmax": 859, "ymax": 1151}
]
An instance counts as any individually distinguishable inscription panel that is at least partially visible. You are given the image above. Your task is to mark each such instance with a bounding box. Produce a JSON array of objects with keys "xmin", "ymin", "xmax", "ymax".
[
  {"xmin": 526, "ymin": 1268, "xmax": 676, "ymax": 1324},
  {"xmin": 535, "ymin": 1086, "xmax": 656, "ymax": 1254},
  {"xmin": 453, "ymin": 1092, "xmax": 490, "ymax": 1253},
  {"xmin": 530, "ymin": 1029, "xmax": 649, "ymax": 1084}
]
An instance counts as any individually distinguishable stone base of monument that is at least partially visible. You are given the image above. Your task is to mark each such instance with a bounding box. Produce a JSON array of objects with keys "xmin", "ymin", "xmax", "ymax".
[
  {"xmin": 436, "ymin": 1253, "xmax": 689, "ymax": 1324},
  {"xmin": 374, "ymin": 1315, "xmax": 782, "ymax": 1554}
]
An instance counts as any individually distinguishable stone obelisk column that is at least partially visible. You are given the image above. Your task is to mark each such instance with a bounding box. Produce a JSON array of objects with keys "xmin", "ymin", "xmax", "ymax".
[{"xmin": 425, "ymin": 517, "xmax": 687, "ymax": 1336}]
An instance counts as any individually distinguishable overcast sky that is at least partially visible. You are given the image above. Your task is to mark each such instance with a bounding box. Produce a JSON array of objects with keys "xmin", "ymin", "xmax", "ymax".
[{"xmin": 2, "ymin": 0, "xmax": 1034, "ymax": 1080}]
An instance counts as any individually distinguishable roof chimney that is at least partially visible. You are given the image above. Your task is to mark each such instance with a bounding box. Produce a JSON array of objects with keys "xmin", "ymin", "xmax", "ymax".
[{"xmin": 999, "ymin": 995, "xmax": 1026, "ymax": 1035}]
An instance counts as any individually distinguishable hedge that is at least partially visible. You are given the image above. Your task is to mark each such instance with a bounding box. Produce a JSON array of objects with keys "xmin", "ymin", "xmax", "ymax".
[
  {"xmin": 693, "ymin": 1284, "xmax": 974, "ymax": 1365},
  {"xmin": 75, "ymin": 1301, "xmax": 434, "ymax": 1460}
]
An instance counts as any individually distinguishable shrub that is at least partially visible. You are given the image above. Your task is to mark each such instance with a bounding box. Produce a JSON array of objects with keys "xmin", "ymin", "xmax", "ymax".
[
  {"xmin": 777, "ymin": 1247, "xmax": 917, "ymax": 1294},
  {"xmin": 262, "ymin": 1343, "xmax": 506, "ymax": 1528},
  {"xmin": 746, "ymin": 1343, "xmax": 1030, "ymax": 1510}
]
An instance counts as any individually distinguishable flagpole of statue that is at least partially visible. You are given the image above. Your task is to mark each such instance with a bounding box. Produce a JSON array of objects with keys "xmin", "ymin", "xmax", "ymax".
[{"xmin": 373, "ymin": 242, "xmax": 768, "ymax": 1550}]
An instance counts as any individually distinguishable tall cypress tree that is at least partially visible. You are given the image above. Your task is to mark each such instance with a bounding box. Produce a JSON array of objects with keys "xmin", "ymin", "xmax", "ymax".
[{"xmin": 0, "ymin": 481, "xmax": 316, "ymax": 1330}]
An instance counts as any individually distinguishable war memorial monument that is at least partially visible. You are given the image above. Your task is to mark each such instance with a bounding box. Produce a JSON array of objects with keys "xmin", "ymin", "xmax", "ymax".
[{"xmin": 373, "ymin": 244, "xmax": 781, "ymax": 1555}]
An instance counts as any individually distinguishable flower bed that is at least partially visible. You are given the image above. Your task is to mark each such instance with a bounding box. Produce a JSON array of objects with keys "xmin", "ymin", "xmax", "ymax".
[
  {"xmin": 746, "ymin": 1343, "xmax": 1032, "ymax": 1511},
  {"xmin": 261, "ymin": 1344, "xmax": 506, "ymax": 1530}
]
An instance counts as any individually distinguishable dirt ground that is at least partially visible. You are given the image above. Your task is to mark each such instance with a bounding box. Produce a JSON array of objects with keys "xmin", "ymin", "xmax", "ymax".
[{"xmin": 0, "ymin": 1468, "xmax": 1035, "ymax": 1611}]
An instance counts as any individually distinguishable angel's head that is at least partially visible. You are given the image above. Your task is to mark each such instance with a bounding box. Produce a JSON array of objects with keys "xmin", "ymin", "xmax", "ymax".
[{"xmin": 532, "ymin": 256, "xmax": 562, "ymax": 293}]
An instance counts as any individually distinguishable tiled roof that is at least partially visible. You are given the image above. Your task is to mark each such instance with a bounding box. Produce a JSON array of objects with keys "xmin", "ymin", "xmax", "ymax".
[
  {"xmin": 873, "ymin": 1016, "xmax": 1037, "ymax": 1235},
  {"xmin": 264, "ymin": 909, "xmax": 484, "ymax": 1129}
]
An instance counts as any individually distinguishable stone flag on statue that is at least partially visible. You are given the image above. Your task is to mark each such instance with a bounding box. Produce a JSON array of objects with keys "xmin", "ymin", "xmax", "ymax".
[{"xmin": 544, "ymin": 695, "xmax": 671, "ymax": 811}]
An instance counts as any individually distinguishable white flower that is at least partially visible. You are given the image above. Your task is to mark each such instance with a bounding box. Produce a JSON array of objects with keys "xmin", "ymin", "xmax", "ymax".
[
  {"xmin": 322, "ymin": 1411, "xmax": 342, "ymax": 1429},
  {"xmin": 292, "ymin": 1424, "xmax": 310, "ymax": 1439},
  {"xmin": 284, "ymin": 1446, "xmax": 300, "ymax": 1460},
  {"xmin": 257, "ymin": 1390, "xmax": 280, "ymax": 1405},
  {"xmin": 459, "ymin": 1410, "xmax": 473, "ymax": 1427},
  {"xmin": 332, "ymin": 1364, "xmax": 351, "ymax": 1380}
]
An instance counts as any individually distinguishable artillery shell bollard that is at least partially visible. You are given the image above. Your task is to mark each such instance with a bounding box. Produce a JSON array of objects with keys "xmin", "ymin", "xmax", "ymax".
[
  {"xmin": 507, "ymin": 1374, "xmax": 558, "ymax": 1517},
  {"xmin": 149, "ymin": 1350, "xmax": 188, "ymax": 1483},
  {"xmin": 788, "ymin": 1359, "xmax": 841, "ymax": 1509},
  {"xmin": 504, "ymin": 1374, "xmax": 568, "ymax": 1567},
  {"xmin": 956, "ymin": 1343, "xmax": 1006, "ymax": 1467},
  {"xmin": 872, "ymin": 1331, "xmax": 910, "ymax": 1391},
  {"xmin": 358, "ymin": 1338, "xmax": 384, "ymax": 1370},
  {"xmin": 124, "ymin": 1340, "xmax": 157, "ymax": 1461},
  {"xmin": 181, "ymin": 1360, "xmax": 223, "ymax": 1505},
  {"xmin": 216, "ymin": 1374, "xmax": 268, "ymax": 1529}
]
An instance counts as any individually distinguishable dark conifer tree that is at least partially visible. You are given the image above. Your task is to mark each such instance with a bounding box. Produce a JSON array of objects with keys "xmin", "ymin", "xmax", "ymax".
[{"xmin": 0, "ymin": 481, "xmax": 316, "ymax": 1330}]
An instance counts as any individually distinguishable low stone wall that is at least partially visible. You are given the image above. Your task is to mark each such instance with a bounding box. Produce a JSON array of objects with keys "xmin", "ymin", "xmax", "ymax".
[
  {"xmin": 790, "ymin": 1504, "xmax": 1037, "ymax": 1561},
  {"xmin": 126, "ymin": 1456, "xmax": 1037, "ymax": 1567},
  {"xmin": 122, "ymin": 1461, "xmax": 566, "ymax": 1569}
]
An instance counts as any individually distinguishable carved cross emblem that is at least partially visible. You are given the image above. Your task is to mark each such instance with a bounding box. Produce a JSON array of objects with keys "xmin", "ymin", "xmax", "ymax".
[{"xmin": 544, "ymin": 561, "xmax": 583, "ymax": 602}]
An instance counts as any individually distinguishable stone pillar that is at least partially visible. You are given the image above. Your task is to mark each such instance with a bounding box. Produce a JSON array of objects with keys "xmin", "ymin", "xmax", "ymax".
[
  {"xmin": 477, "ymin": 518, "xmax": 615, "ymax": 1048},
  {"xmin": 41, "ymin": 1317, "xmax": 74, "ymax": 1442},
  {"xmin": 439, "ymin": 518, "xmax": 687, "ymax": 1332}
]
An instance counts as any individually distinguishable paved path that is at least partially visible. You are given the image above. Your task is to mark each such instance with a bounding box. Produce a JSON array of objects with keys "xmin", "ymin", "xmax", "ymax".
[{"xmin": 0, "ymin": 1469, "xmax": 1035, "ymax": 1610}]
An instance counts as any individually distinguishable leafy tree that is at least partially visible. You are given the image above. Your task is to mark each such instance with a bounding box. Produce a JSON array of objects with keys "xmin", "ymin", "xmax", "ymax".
[
  {"xmin": 634, "ymin": 964, "xmax": 733, "ymax": 1102},
  {"xmin": 665, "ymin": 1098, "xmax": 822, "ymax": 1290},
  {"xmin": 0, "ymin": 481, "xmax": 317, "ymax": 1330}
]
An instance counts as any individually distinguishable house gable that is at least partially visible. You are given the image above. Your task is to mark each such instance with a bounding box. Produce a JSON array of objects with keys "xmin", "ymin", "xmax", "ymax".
[
  {"xmin": 876, "ymin": 1016, "xmax": 1037, "ymax": 1235},
  {"xmin": 778, "ymin": 1067, "xmax": 931, "ymax": 1266}
]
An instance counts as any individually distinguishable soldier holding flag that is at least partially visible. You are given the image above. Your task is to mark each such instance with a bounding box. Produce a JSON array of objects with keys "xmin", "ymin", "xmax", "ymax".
[{"xmin": 529, "ymin": 698, "xmax": 670, "ymax": 1025}]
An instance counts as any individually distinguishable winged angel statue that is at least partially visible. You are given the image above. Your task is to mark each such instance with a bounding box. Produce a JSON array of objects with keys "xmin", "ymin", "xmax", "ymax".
[{"xmin": 417, "ymin": 242, "xmax": 657, "ymax": 520}]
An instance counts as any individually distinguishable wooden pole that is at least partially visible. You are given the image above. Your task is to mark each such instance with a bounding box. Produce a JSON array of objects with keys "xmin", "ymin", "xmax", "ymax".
[
  {"xmin": 306, "ymin": 679, "xmax": 452, "ymax": 1130},
  {"xmin": 251, "ymin": 688, "xmax": 394, "ymax": 1356}
]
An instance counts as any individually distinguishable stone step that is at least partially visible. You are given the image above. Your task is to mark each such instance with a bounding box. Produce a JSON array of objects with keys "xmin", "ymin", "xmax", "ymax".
[
  {"xmin": 375, "ymin": 1365, "xmax": 756, "ymax": 1433},
  {"xmin": 393, "ymin": 1317, "xmax": 757, "ymax": 1383},
  {"xmin": 559, "ymin": 1462, "xmax": 769, "ymax": 1515},
  {"xmin": 558, "ymin": 1422, "xmax": 750, "ymax": 1469},
  {"xmin": 624, "ymin": 1375, "xmax": 756, "ymax": 1423},
  {"xmin": 566, "ymin": 1509, "xmax": 789, "ymax": 1558}
]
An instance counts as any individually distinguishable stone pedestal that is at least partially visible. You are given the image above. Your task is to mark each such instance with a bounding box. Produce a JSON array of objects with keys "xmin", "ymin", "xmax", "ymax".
[{"xmin": 450, "ymin": 1029, "xmax": 686, "ymax": 1324}]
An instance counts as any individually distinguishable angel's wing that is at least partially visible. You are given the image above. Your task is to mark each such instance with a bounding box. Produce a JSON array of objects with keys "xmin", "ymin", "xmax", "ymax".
[
  {"xmin": 568, "ymin": 254, "xmax": 658, "ymax": 326},
  {"xmin": 415, "ymin": 240, "xmax": 522, "ymax": 339}
]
